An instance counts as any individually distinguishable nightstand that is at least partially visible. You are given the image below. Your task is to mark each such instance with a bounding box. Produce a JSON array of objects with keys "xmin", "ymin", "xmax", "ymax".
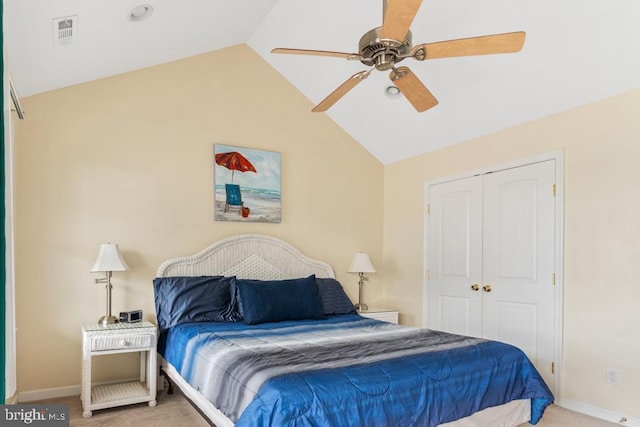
[
  {"xmin": 81, "ymin": 321, "xmax": 158, "ymax": 418},
  {"xmin": 358, "ymin": 308, "xmax": 399, "ymax": 324}
]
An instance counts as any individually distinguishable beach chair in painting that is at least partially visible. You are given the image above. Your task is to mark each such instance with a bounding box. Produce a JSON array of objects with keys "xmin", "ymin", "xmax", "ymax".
[{"xmin": 224, "ymin": 184, "xmax": 244, "ymax": 214}]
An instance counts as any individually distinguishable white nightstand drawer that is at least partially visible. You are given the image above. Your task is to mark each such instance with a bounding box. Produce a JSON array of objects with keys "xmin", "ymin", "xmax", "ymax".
[{"xmin": 91, "ymin": 334, "xmax": 152, "ymax": 351}]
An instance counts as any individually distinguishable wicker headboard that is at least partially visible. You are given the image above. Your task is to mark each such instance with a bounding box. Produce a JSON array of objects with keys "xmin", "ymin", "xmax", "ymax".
[{"xmin": 156, "ymin": 234, "xmax": 335, "ymax": 280}]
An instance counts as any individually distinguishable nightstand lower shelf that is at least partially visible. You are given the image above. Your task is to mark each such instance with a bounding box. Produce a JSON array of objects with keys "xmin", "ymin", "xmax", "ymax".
[{"xmin": 91, "ymin": 381, "xmax": 156, "ymax": 406}]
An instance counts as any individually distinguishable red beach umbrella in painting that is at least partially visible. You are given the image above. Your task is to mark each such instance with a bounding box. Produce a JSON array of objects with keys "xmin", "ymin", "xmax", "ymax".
[{"xmin": 215, "ymin": 151, "xmax": 257, "ymax": 183}]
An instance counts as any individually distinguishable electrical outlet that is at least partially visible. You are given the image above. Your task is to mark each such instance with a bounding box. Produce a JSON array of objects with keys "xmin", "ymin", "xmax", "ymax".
[{"xmin": 606, "ymin": 368, "xmax": 621, "ymax": 385}]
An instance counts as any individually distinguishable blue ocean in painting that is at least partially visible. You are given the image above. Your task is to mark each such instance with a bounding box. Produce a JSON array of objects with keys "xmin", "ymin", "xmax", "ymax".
[
  {"xmin": 239, "ymin": 187, "xmax": 280, "ymax": 202},
  {"xmin": 215, "ymin": 185, "xmax": 280, "ymax": 205}
]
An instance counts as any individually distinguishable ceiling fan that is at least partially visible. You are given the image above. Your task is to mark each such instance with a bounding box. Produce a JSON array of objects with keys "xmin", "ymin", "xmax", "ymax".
[{"xmin": 271, "ymin": 0, "xmax": 525, "ymax": 113}]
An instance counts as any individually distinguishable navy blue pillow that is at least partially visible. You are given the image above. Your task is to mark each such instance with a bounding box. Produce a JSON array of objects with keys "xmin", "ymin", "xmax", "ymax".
[
  {"xmin": 236, "ymin": 275, "xmax": 325, "ymax": 325},
  {"xmin": 315, "ymin": 278, "xmax": 356, "ymax": 315},
  {"xmin": 153, "ymin": 276, "xmax": 238, "ymax": 332}
]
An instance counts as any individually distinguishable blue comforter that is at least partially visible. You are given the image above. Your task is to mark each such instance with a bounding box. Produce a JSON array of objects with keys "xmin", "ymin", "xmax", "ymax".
[{"xmin": 159, "ymin": 314, "xmax": 553, "ymax": 426}]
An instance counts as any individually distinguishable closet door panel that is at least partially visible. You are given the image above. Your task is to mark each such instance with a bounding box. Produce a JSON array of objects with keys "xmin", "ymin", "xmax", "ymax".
[
  {"xmin": 481, "ymin": 160, "xmax": 556, "ymax": 389},
  {"xmin": 428, "ymin": 176, "xmax": 483, "ymax": 337}
]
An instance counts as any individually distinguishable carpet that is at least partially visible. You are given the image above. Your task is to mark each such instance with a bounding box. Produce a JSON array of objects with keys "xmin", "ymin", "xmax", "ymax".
[
  {"xmin": 32, "ymin": 390, "xmax": 618, "ymax": 427},
  {"xmin": 34, "ymin": 389, "xmax": 212, "ymax": 427}
]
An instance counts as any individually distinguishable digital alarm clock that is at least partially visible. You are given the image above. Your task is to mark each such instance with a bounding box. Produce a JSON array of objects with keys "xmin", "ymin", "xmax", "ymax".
[{"xmin": 119, "ymin": 310, "xmax": 143, "ymax": 323}]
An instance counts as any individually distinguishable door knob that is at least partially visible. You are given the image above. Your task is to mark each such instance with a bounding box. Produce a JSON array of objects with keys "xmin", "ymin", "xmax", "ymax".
[
  {"xmin": 470, "ymin": 284, "xmax": 480, "ymax": 291},
  {"xmin": 482, "ymin": 285, "xmax": 492, "ymax": 292}
]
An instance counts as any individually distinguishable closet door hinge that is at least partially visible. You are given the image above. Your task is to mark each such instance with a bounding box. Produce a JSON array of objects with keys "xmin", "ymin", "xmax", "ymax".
[
  {"xmin": 426, "ymin": 204, "xmax": 430, "ymax": 214},
  {"xmin": 552, "ymin": 273, "xmax": 556, "ymax": 285},
  {"xmin": 552, "ymin": 362, "xmax": 555, "ymax": 374},
  {"xmin": 552, "ymin": 184, "xmax": 556, "ymax": 197}
]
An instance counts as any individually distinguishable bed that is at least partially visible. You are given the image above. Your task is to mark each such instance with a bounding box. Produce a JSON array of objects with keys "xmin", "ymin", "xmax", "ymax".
[{"xmin": 154, "ymin": 234, "xmax": 553, "ymax": 427}]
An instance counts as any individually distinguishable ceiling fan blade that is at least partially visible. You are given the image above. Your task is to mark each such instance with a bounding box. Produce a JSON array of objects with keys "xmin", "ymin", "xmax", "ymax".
[
  {"xmin": 411, "ymin": 31, "xmax": 526, "ymax": 60},
  {"xmin": 389, "ymin": 66, "xmax": 438, "ymax": 112},
  {"xmin": 271, "ymin": 48, "xmax": 359, "ymax": 60},
  {"xmin": 380, "ymin": 0, "xmax": 423, "ymax": 42},
  {"xmin": 312, "ymin": 70, "xmax": 371, "ymax": 113}
]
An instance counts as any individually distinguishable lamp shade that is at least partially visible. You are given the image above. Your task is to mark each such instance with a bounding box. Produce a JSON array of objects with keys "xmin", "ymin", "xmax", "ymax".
[
  {"xmin": 347, "ymin": 252, "xmax": 376, "ymax": 274},
  {"xmin": 91, "ymin": 243, "xmax": 129, "ymax": 272}
]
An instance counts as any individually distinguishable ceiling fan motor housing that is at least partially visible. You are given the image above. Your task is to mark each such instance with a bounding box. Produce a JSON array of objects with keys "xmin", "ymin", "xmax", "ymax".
[{"xmin": 359, "ymin": 27, "xmax": 412, "ymax": 71}]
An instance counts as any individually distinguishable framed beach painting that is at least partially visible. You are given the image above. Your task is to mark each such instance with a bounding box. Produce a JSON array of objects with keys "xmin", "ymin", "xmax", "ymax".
[{"xmin": 214, "ymin": 144, "xmax": 281, "ymax": 223}]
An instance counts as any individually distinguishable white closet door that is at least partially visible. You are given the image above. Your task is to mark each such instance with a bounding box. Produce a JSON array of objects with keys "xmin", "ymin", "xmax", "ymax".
[
  {"xmin": 427, "ymin": 175, "xmax": 483, "ymax": 338},
  {"xmin": 427, "ymin": 159, "xmax": 557, "ymax": 392},
  {"xmin": 481, "ymin": 160, "xmax": 556, "ymax": 389}
]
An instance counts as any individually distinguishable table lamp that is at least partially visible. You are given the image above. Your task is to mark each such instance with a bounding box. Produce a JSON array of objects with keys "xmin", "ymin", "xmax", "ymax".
[
  {"xmin": 91, "ymin": 243, "xmax": 129, "ymax": 326},
  {"xmin": 348, "ymin": 252, "xmax": 376, "ymax": 312}
]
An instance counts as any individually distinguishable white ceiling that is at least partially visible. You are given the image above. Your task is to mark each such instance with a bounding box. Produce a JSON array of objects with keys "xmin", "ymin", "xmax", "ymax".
[{"xmin": 5, "ymin": 0, "xmax": 640, "ymax": 164}]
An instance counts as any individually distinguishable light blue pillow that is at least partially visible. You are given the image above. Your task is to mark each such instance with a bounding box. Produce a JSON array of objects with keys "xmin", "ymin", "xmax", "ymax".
[{"xmin": 236, "ymin": 275, "xmax": 325, "ymax": 325}]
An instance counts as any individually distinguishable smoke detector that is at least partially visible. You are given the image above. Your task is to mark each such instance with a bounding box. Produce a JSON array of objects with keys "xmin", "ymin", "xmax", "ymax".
[
  {"xmin": 52, "ymin": 16, "xmax": 78, "ymax": 48},
  {"xmin": 128, "ymin": 5, "xmax": 154, "ymax": 22}
]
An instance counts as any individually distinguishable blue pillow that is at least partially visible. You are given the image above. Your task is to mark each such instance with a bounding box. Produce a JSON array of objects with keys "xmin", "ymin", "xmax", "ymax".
[
  {"xmin": 153, "ymin": 276, "xmax": 239, "ymax": 331},
  {"xmin": 315, "ymin": 278, "xmax": 356, "ymax": 315},
  {"xmin": 236, "ymin": 275, "xmax": 325, "ymax": 325}
]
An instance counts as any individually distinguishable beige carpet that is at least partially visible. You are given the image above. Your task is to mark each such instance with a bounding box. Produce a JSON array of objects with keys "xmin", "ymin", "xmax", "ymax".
[
  {"xmin": 32, "ymin": 391, "xmax": 618, "ymax": 427},
  {"xmin": 34, "ymin": 389, "xmax": 211, "ymax": 427},
  {"xmin": 518, "ymin": 404, "xmax": 618, "ymax": 427}
]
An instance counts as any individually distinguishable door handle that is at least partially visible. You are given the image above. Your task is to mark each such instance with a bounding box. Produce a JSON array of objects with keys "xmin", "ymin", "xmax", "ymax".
[
  {"xmin": 482, "ymin": 285, "xmax": 492, "ymax": 292},
  {"xmin": 470, "ymin": 284, "xmax": 480, "ymax": 291}
]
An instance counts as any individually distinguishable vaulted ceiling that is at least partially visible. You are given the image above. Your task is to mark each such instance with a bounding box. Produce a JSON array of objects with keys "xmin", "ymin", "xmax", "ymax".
[{"xmin": 5, "ymin": 0, "xmax": 640, "ymax": 164}]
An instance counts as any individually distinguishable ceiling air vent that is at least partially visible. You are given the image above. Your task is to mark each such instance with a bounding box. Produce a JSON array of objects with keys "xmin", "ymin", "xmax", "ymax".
[{"xmin": 52, "ymin": 15, "xmax": 78, "ymax": 48}]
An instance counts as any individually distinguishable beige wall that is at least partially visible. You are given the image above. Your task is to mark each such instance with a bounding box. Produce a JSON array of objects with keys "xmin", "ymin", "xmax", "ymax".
[
  {"xmin": 382, "ymin": 89, "xmax": 640, "ymax": 417},
  {"xmin": 13, "ymin": 45, "xmax": 384, "ymax": 392}
]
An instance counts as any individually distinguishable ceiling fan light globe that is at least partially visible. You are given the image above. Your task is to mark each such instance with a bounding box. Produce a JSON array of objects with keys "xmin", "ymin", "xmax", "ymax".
[{"xmin": 385, "ymin": 86, "xmax": 401, "ymax": 99}]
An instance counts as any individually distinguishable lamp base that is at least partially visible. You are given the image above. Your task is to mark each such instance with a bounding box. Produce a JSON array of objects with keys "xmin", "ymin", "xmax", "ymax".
[
  {"xmin": 355, "ymin": 303, "xmax": 368, "ymax": 312},
  {"xmin": 98, "ymin": 315, "xmax": 119, "ymax": 327}
]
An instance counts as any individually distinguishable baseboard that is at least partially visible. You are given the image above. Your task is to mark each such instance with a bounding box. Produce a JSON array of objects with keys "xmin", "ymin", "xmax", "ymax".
[
  {"xmin": 18, "ymin": 385, "xmax": 80, "ymax": 403},
  {"xmin": 558, "ymin": 398, "xmax": 640, "ymax": 426}
]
